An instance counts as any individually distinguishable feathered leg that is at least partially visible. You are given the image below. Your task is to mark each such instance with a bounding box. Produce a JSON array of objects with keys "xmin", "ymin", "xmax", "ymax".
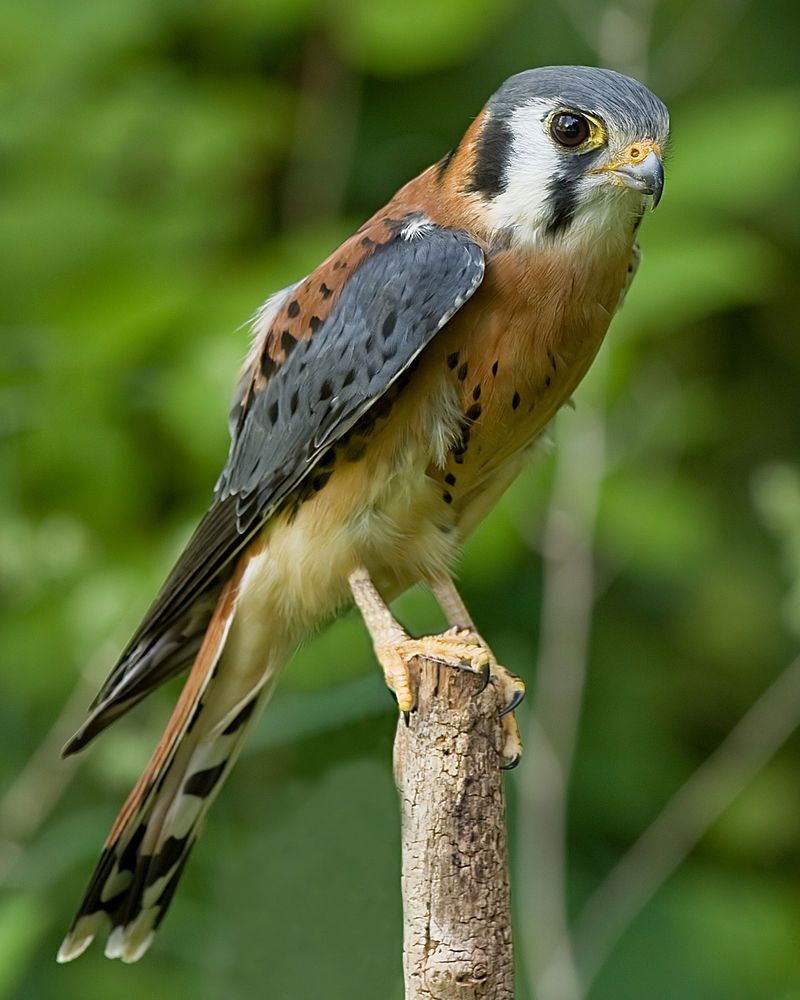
[
  {"xmin": 348, "ymin": 566, "xmax": 495, "ymax": 710},
  {"xmin": 349, "ymin": 566, "xmax": 523, "ymax": 765}
]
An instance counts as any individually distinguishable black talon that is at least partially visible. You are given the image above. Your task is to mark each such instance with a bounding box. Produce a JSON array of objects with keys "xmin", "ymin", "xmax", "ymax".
[
  {"xmin": 501, "ymin": 753, "xmax": 521, "ymax": 771},
  {"xmin": 403, "ymin": 711, "xmax": 411, "ymax": 727},
  {"xmin": 477, "ymin": 662, "xmax": 491, "ymax": 692},
  {"xmin": 498, "ymin": 687, "xmax": 525, "ymax": 717}
]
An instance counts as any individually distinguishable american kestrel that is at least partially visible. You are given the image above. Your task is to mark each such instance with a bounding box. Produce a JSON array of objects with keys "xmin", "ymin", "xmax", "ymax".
[{"xmin": 58, "ymin": 65, "xmax": 668, "ymax": 963}]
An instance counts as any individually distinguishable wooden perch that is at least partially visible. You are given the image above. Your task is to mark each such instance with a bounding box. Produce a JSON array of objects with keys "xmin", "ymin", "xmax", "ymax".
[{"xmin": 393, "ymin": 659, "xmax": 515, "ymax": 1000}]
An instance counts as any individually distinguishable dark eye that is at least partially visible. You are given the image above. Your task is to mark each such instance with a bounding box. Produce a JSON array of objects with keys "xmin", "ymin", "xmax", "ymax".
[{"xmin": 550, "ymin": 113, "xmax": 591, "ymax": 148}]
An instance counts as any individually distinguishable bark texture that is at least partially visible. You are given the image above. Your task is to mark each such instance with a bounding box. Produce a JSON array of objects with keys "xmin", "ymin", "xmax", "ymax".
[{"xmin": 393, "ymin": 660, "xmax": 514, "ymax": 999}]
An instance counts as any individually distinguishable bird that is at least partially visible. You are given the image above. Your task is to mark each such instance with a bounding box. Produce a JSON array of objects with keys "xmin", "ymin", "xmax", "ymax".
[{"xmin": 57, "ymin": 64, "xmax": 669, "ymax": 964}]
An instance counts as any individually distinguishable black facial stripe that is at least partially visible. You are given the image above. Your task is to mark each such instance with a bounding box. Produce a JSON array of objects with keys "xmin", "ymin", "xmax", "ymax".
[
  {"xmin": 463, "ymin": 113, "xmax": 513, "ymax": 198},
  {"xmin": 546, "ymin": 147, "xmax": 603, "ymax": 235},
  {"xmin": 546, "ymin": 175, "xmax": 579, "ymax": 235}
]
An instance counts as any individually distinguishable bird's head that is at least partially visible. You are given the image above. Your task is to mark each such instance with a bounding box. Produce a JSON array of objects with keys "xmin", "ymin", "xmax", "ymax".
[{"xmin": 460, "ymin": 66, "xmax": 669, "ymax": 247}]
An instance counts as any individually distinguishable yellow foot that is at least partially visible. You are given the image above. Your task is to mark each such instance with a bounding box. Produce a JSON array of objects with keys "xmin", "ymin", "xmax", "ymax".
[
  {"xmin": 375, "ymin": 626, "xmax": 492, "ymax": 713},
  {"xmin": 499, "ymin": 711, "xmax": 524, "ymax": 770},
  {"xmin": 376, "ymin": 626, "xmax": 525, "ymax": 768},
  {"xmin": 480, "ymin": 653, "xmax": 525, "ymax": 769}
]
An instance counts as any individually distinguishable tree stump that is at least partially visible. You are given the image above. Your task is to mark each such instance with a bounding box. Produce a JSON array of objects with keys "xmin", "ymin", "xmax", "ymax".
[{"xmin": 393, "ymin": 659, "xmax": 514, "ymax": 999}]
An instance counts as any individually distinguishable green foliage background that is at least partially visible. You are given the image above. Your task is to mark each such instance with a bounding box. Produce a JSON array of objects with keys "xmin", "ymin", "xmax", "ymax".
[{"xmin": 2, "ymin": 1, "xmax": 799, "ymax": 997}]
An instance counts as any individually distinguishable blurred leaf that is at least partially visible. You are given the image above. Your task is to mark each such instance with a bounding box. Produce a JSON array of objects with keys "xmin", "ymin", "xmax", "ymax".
[
  {"xmin": 668, "ymin": 91, "xmax": 800, "ymax": 215},
  {"xmin": 616, "ymin": 228, "xmax": 778, "ymax": 340},
  {"xmin": 0, "ymin": 893, "xmax": 46, "ymax": 999},
  {"xmin": 330, "ymin": 0, "xmax": 515, "ymax": 75},
  {"xmin": 598, "ymin": 472, "xmax": 718, "ymax": 577},
  {"xmin": 751, "ymin": 462, "xmax": 800, "ymax": 636}
]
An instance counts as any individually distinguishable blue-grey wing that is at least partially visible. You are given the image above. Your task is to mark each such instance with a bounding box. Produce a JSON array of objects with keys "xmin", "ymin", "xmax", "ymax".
[{"xmin": 65, "ymin": 221, "xmax": 484, "ymax": 751}]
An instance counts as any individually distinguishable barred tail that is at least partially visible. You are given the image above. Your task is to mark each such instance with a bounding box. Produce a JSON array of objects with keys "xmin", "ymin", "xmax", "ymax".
[{"xmin": 58, "ymin": 562, "xmax": 274, "ymax": 963}]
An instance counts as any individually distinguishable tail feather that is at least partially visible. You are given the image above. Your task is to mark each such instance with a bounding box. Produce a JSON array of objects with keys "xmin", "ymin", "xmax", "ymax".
[{"xmin": 58, "ymin": 560, "xmax": 268, "ymax": 964}]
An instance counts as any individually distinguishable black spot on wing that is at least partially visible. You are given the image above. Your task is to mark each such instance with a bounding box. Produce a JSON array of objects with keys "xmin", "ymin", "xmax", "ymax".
[
  {"xmin": 281, "ymin": 330, "xmax": 297, "ymax": 356},
  {"xmin": 217, "ymin": 227, "xmax": 484, "ymax": 510}
]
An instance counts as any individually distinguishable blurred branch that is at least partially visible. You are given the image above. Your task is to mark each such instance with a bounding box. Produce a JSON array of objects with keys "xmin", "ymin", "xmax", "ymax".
[
  {"xmin": 517, "ymin": 390, "xmax": 608, "ymax": 1000},
  {"xmin": 544, "ymin": 652, "xmax": 800, "ymax": 992},
  {"xmin": 650, "ymin": 0, "xmax": 751, "ymax": 97},
  {"xmin": 280, "ymin": 36, "xmax": 361, "ymax": 228},
  {"xmin": 394, "ymin": 660, "xmax": 514, "ymax": 999},
  {"xmin": 0, "ymin": 647, "xmax": 110, "ymax": 885}
]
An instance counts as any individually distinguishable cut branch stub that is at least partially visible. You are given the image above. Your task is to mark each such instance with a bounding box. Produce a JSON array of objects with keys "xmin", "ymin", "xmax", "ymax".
[{"xmin": 393, "ymin": 659, "xmax": 514, "ymax": 1000}]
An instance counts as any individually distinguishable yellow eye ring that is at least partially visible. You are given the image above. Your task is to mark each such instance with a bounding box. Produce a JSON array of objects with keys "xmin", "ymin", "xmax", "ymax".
[{"xmin": 549, "ymin": 111, "xmax": 605, "ymax": 150}]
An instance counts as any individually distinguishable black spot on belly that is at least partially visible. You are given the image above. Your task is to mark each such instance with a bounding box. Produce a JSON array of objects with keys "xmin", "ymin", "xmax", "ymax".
[
  {"xmin": 442, "ymin": 491, "xmax": 453, "ymax": 504},
  {"xmin": 309, "ymin": 315, "xmax": 322, "ymax": 332},
  {"xmin": 320, "ymin": 282, "xmax": 333, "ymax": 298},
  {"xmin": 545, "ymin": 375, "xmax": 551, "ymax": 387},
  {"xmin": 311, "ymin": 471, "xmax": 332, "ymax": 493},
  {"xmin": 491, "ymin": 360, "xmax": 499, "ymax": 376},
  {"xmin": 354, "ymin": 414, "xmax": 375, "ymax": 438},
  {"xmin": 512, "ymin": 391, "xmax": 520, "ymax": 410},
  {"xmin": 447, "ymin": 351, "xmax": 459, "ymax": 369},
  {"xmin": 287, "ymin": 300, "xmax": 300, "ymax": 318},
  {"xmin": 465, "ymin": 403, "xmax": 482, "ymax": 421},
  {"xmin": 373, "ymin": 394, "xmax": 394, "ymax": 420},
  {"xmin": 444, "ymin": 472, "xmax": 456, "ymax": 485},
  {"xmin": 457, "ymin": 362, "xmax": 469, "ymax": 381},
  {"xmin": 472, "ymin": 384, "xmax": 481, "ymax": 400}
]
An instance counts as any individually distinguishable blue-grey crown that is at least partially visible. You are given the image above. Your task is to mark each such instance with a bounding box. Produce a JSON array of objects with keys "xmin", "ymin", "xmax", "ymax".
[{"xmin": 488, "ymin": 65, "xmax": 669, "ymax": 141}]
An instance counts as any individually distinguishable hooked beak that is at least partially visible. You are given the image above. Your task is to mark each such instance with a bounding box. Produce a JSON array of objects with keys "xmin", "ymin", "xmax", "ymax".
[{"xmin": 603, "ymin": 143, "xmax": 665, "ymax": 209}]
